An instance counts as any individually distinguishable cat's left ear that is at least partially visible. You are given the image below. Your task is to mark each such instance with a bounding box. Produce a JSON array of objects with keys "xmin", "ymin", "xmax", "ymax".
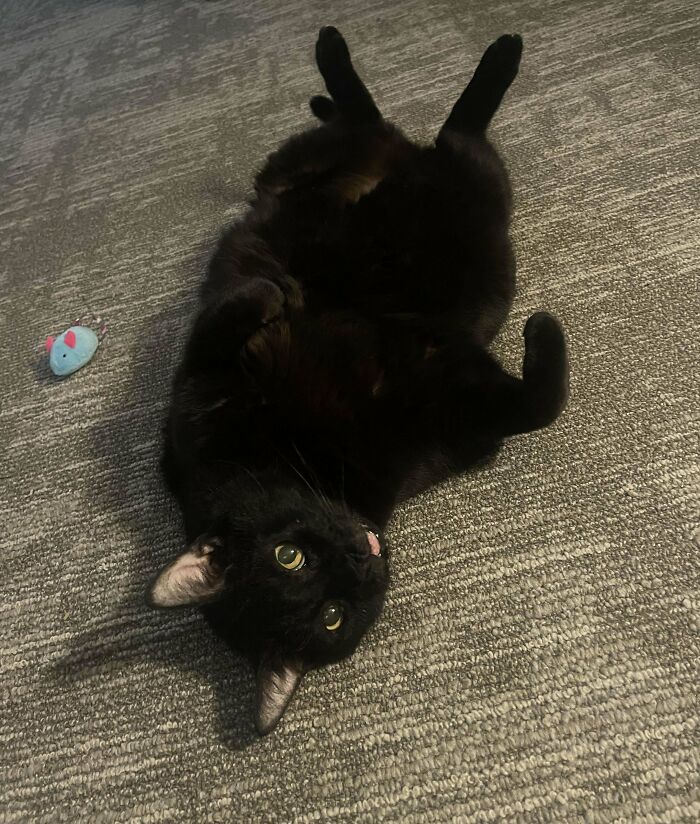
[
  {"xmin": 255, "ymin": 654, "xmax": 304, "ymax": 735},
  {"xmin": 147, "ymin": 538, "xmax": 227, "ymax": 608}
]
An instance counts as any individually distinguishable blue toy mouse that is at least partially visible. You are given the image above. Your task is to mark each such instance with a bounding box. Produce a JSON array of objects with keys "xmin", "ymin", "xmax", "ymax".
[{"xmin": 45, "ymin": 315, "xmax": 107, "ymax": 377}]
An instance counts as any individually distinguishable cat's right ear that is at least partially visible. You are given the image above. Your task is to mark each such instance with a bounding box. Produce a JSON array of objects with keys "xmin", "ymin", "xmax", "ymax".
[
  {"xmin": 255, "ymin": 654, "xmax": 304, "ymax": 735},
  {"xmin": 146, "ymin": 538, "xmax": 227, "ymax": 608}
]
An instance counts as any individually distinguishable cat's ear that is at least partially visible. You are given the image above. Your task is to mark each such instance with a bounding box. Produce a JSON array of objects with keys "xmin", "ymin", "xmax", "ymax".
[
  {"xmin": 147, "ymin": 538, "xmax": 227, "ymax": 608},
  {"xmin": 255, "ymin": 654, "xmax": 304, "ymax": 735}
]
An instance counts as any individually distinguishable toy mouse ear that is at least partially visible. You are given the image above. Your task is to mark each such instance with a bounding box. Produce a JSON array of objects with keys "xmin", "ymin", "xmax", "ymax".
[
  {"xmin": 45, "ymin": 336, "xmax": 55, "ymax": 352},
  {"xmin": 64, "ymin": 330, "xmax": 77, "ymax": 348}
]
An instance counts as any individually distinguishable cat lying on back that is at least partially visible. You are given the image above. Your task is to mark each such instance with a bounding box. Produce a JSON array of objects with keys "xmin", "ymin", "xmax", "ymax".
[{"xmin": 147, "ymin": 27, "xmax": 569, "ymax": 734}]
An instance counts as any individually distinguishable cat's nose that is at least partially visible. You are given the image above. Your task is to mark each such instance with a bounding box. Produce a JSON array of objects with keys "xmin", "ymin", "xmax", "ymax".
[
  {"xmin": 365, "ymin": 530, "xmax": 382, "ymax": 557},
  {"xmin": 351, "ymin": 524, "xmax": 383, "ymax": 562},
  {"xmin": 354, "ymin": 521, "xmax": 382, "ymax": 558}
]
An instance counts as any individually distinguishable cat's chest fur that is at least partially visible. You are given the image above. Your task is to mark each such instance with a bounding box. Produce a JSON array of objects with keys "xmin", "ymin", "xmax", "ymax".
[{"xmin": 244, "ymin": 309, "xmax": 387, "ymax": 428}]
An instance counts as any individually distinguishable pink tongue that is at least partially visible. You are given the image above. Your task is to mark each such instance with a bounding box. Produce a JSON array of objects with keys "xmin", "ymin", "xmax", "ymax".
[{"xmin": 366, "ymin": 531, "xmax": 381, "ymax": 556}]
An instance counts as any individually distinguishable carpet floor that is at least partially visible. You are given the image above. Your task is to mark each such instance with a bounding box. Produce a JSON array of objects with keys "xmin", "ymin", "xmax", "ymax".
[{"xmin": 1, "ymin": 0, "xmax": 698, "ymax": 821}]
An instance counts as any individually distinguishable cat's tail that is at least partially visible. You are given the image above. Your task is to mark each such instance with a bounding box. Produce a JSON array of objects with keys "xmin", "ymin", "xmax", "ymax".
[
  {"xmin": 309, "ymin": 94, "xmax": 338, "ymax": 122},
  {"xmin": 437, "ymin": 34, "xmax": 522, "ymax": 142},
  {"xmin": 311, "ymin": 26, "xmax": 382, "ymax": 123}
]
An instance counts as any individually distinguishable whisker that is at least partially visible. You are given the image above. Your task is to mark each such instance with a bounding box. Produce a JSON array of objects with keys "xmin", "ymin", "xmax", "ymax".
[
  {"xmin": 212, "ymin": 459, "xmax": 266, "ymax": 493},
  {"xmin": 276, "ymin": 447, "xmax": 326, "ymax": 511},
  {"xmin": 288, "ymin": 442, "xmax": 337, "ymax": 518},
  {"xmin": 237, "ymin": 463, "xmax": 265, "ymax": 493}
]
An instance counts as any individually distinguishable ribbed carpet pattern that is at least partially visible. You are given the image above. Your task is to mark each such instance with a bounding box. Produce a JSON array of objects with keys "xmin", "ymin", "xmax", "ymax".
[{"xmin": 1, "ymin": 1, "xmax": 698, "ymax": 821}]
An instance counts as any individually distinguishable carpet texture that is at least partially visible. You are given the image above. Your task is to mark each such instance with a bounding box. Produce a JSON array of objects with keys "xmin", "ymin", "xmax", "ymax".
[{"xmin": 1, "ymin": 0, "xmax": 698, "ymax": 821}]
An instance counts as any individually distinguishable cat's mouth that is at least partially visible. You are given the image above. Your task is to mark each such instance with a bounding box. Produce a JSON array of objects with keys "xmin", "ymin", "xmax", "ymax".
[{"xmin": 365, "ymin": 529, "xmax": 382, "ymax": 557}]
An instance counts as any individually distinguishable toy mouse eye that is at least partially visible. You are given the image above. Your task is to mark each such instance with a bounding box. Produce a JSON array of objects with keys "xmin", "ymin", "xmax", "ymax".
[
  {"xmin": 322, "ymin": 603, "xmax": 344, "ymax": 632},
  {"xmin": 274, "ymin": 544, "xmax": 305, "ymax": 571}
]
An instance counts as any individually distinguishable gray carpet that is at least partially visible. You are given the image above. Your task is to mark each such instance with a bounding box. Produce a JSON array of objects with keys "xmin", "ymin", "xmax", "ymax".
[{"xmin": 1, "ymin": 0, "xmax": 698, "ymax": 821}]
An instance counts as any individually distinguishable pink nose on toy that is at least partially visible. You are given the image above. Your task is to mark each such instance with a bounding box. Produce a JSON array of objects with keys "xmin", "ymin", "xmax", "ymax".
[
  {"xmin": 45, "ymin": 336, "xmax": 55, "ymax": 353},
  {"xmin": 64, "ymin": 330, "xmax": 77, "ymax": 348}
]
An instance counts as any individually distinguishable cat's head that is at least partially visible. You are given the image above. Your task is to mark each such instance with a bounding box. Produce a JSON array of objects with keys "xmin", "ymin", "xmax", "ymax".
[{"xmin": 146, "ymin": 483, "xmax": 388, "ymax": 733}]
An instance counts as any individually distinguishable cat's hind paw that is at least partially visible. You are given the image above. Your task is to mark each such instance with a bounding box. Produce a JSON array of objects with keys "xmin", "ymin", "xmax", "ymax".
[{"xmin": 481, "ymin": 34, "xmax": 523, "ymax": 84}]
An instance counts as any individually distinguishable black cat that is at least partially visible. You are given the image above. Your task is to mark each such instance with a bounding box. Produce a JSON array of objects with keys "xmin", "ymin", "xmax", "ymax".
[{"xmin": 147, "ymin": 28, "xmax": 569, "ymax": 734}]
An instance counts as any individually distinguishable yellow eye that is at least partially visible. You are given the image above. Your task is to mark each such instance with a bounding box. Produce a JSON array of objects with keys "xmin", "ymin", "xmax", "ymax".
[
  {"xmin": 274, "ymin": 544, "xmax": 305, "ymax": 571},
  {"xmin": 323, "ymin": 603, "xmax": 344, "ymax": 632}
]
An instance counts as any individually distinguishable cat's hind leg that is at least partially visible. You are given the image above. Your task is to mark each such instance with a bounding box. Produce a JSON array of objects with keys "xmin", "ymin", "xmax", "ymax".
[
  {"xmin": 314, "ymin": 26, "xmax": 381, "ymax": 123},
  {"xmin": 438, "ymin": 34, "xmax": 522, "ymax": 140}
]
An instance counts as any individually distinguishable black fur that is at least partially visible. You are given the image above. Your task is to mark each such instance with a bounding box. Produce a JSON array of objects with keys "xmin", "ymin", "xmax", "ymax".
[{"xmin": 149, "ymin": 28, "xmax": 569, "ymax": 734}]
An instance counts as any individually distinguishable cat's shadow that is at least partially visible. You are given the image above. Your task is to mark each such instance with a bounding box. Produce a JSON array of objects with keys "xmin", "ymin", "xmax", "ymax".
[
  {"xmin": 51, "ymin": 278, "xmax": 260, "ymax": 752},
  {"xmin": 51, "ymin": 596, "xmax": 259, "ymax": 751}
]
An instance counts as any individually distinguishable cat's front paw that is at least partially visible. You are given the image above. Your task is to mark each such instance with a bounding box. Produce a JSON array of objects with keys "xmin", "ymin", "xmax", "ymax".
[
  {"xmin": 523, "ymin": 311, "xmax": 564, "ymax": 359},
  {"xmin": 234, "ymin": 278, "xmax": 286, "ymax": 328},
  {"xmin": 522, "ymin": 311, "xmax": 569, "ymax": 425}
]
